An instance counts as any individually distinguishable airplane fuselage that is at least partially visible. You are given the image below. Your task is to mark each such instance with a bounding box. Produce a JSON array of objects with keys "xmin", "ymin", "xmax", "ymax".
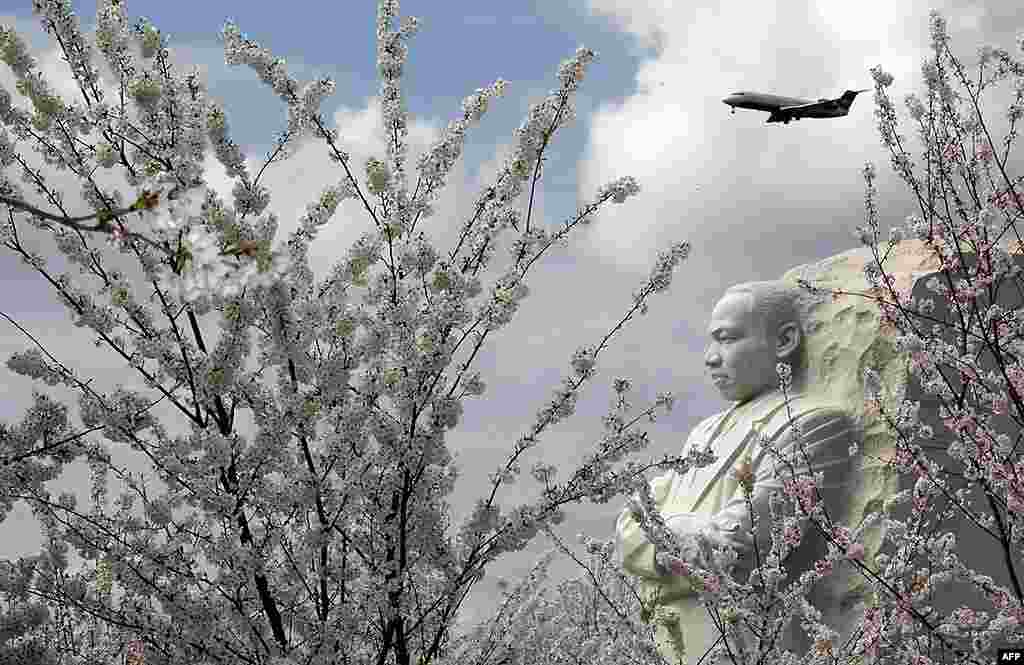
[
  {"xmin": 721, "ymin": 90, "xmax": 866, "ymax": 123},
  {"xmin": 722, "ymin": 92, "xmax": 811, "ymax": 110}
]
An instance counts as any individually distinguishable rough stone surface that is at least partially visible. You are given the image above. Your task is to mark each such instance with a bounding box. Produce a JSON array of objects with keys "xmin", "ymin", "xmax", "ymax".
[
  {"xmin": 778, "ymin": 240, "xmax": 942, "ymax": 601},
  {"xmin": 781, "ymin": 239, "xmax": 942, "ymax": 461},
  {"xmin": 782, "ymin": 239, "xmax": 1024, "ymax": 644}
]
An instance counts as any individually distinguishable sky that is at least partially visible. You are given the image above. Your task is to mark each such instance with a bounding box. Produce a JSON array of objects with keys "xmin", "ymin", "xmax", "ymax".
[{"xmin": 1, "ymin": 0, "xmax": 1022, "ymax": 641}]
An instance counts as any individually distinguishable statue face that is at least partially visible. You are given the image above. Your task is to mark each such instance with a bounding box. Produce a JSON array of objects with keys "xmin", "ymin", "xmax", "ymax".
[{"xmin": 704, "ymin": 292, "xmax": 782, "ymax": 404}]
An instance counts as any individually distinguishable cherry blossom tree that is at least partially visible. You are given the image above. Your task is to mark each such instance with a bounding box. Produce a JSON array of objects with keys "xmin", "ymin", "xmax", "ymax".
[
  {"xmin": 4, "ymin": 1, "xmax": 1024, "ymax": 665},
  {"xmin": 0, "ymin": 1, "xmax": 691, "ymax": 664}
]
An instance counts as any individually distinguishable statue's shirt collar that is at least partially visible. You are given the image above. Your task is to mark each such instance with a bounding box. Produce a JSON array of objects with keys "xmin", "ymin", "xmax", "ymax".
[
  {"xmin": 687, "ymin": 390, "xmax": 805, "ymax": 513},
  {"xmin": 715, "ymin": 389, "xmax": 800, "ymax": 439}
]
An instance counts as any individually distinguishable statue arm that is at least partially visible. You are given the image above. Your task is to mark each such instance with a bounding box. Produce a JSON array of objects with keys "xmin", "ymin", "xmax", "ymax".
[
  {"xmin": 616, "ymin": 470, "xmax": 679, "ymax": 580},
  {"xmin": 696, "ymin": 408, "xmax": 860, "ymax": 560},
  {"xmin": 616, "ymin": 414, "xmax": 719, "ymax": 580},
  {"xmin": 727, "ymin": 407, "xmax": 860, "ymax": 558}
]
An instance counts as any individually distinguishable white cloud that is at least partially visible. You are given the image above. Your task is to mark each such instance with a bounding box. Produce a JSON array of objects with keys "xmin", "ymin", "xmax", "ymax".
[{"xmin": 573, "ymin": 0, "xmax": 999, "ymax": 270}]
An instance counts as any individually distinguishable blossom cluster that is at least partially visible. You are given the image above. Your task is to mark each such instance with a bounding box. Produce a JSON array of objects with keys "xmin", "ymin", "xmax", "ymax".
[
  {"xmin": 3, "ymin": 2, "xmax": 1024, "ymax": 665},
  {"xmin": 0, "ymin": 2, "xmax": 698, "ymax": 664}
]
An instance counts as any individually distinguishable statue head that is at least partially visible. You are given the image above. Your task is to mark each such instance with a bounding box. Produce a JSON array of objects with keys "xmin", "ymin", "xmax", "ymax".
[{"xmin": 704, "ymin": 280, "xmax": 808, "ymax": 404}]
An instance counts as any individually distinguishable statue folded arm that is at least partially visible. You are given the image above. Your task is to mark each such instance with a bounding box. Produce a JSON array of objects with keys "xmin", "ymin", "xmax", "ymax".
[
  {"xmin": 696, "ymin": 407, "xmax": 860, "ymax": 563},
  {"xmin": 616, "ymin": 470, "xmax": 681, "ymax": 581},
  {"xmin": 616, "ymin": 416, "xmax": 719, "ymax": 581},
  {"xmin": 617, "ymin": 407, "xmax": 860, "ymax": 582},
  {"xmin": 679, "ymin": 407, "xmax": 860, "ymax": 565}
]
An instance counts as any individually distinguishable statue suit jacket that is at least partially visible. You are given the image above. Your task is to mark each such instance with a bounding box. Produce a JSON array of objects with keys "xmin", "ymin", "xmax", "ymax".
[{"xmin": 616, "ymin": 390, "xmax": 863, "ymax": 663}]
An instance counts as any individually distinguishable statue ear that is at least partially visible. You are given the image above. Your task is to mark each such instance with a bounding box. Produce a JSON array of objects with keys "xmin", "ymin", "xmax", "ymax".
[{"xmin": 776, "ymin": 321, "xmax": 801, "ymax": 359}]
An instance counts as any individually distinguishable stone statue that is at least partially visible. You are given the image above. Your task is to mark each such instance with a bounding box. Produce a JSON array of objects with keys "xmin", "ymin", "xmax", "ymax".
[
  {"xmin": 783, "ymin": 240, "xmax": 1024, "ymax": 661},
  {"xmin": 616, "ymin": 280, "xmax": 866, "ymax": 663}
]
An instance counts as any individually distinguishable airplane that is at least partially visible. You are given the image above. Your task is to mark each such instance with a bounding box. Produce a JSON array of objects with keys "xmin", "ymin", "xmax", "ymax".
[{"xmin": 721, "ymin": 89, "xmax": 868, "ymax": 124}]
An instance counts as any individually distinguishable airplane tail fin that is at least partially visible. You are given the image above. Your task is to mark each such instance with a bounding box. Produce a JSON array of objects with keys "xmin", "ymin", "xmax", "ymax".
[{"xmin": 840, "ymin": 89, "xmax": 869, "ymax": 109}]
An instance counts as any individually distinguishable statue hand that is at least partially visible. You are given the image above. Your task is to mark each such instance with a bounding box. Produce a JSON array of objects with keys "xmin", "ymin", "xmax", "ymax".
[
  {"xmin": 664, "ymin": 512, "xmax": 703, "ymax": 539},
  {"xmin": 666, "ymin": 512, "xmax": 743, "ymax": 573},
  {"xmin": 665, "ymin": 513, "xmax": 713, "ymax": 569}
]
